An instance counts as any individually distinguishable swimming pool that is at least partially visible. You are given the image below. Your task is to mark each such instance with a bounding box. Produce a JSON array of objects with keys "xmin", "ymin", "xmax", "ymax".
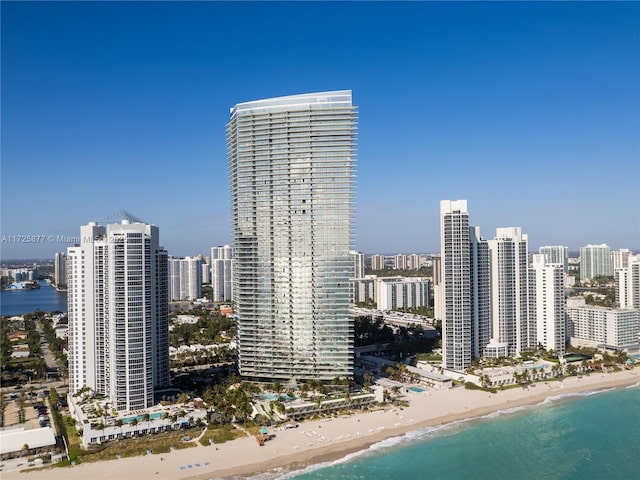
[
  {"xmin": 122, "ymin": 412, "xmax": 164, "ymax": 424},
  {"xmin": 408, "ymin": 386, "xmax": 425, "ymax": 393},
  {"xmin": 260, "ymin": 393, "xmax": 294, "ymax": 402}
]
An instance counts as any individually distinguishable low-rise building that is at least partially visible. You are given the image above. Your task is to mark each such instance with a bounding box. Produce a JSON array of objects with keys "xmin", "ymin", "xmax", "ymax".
[
  {"xmin": 0, "ymin": 427, "xmax": 56, "ymax": 461},
  {"xmin": 67, "ymin": 392, "xmax": 207, "ymax": 447},
  {"xmin": 567, "ymin": 302, "xmax": 639, "ymax": 352}
]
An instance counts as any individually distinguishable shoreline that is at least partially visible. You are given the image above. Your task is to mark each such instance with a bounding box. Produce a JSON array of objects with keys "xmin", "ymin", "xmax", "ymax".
[
  {"xmin": 205, "ymin": 369, "xmax": 640, "ymax": 480},
  {"xmin": 3, "ymin": 369, "xmax": 638, "ymax": 480}
]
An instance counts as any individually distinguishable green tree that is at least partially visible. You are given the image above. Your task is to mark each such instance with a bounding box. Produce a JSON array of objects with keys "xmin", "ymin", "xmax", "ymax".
[
  {"xmin": 0, "ymin": 322, "xmax": 12, "ymax": 371},
  {"xmin": 615, "ymin": 350, "xmax": 629, "ymax": 364},
  {"xmin": 115, "ymin": 418, "xmax": 123, "ymax": 437},
  {"xmin": 363, "ymin": 372, "xmax": 373, "ymax": 390},
  {"xmin": 142, "ymin": 412, "xmax": 151, "ymax": 431}
]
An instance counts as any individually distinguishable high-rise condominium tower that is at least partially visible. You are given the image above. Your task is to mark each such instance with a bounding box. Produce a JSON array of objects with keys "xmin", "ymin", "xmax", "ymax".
[
  {"xmin": 580, "ymin": 244, "xmax": 612, "ymax": 279},
  {"xmin": 67, "ymin": 212, "xmax": 169, "ymax": 411},
  {"xmin": 440, "ymin": 201, "xmax": 492, "ymax": 370},
  {"xmin": 211, "ymin": 245, "xmax": 233, "ymax": 302},
  {"xmin": 169, "ymin": 256, "xmax": 203, "ymax": 301},
  {"xmin": 615, "ymin": 255, "xmax": 640, "ymax": 309},
  {"xmin": 440, "ymin": 200, "xmax": 472, "ymax": 370},
  {"xmin": 539, "ymin": 245, "xmax": 568, "ymax": 272},
  {"xmin": 529, "ymin": 254, "xmax": 565, "ymax": 356},
  {"xmin": 54, "ymin": 252, "xmax": 67, "ymax": 289},
  {"xmin": 470, "ymin": 226, "xmax": 491, "ymax": 359},
  {"xmin": 351, "ymin": 251, "xmax": 365, "ymax": 279},
  {"xmin": 486, "ymin": 227, "xmax": 532, "ymax": 357},
  {"xmin": 611, "ymin": 248, "xmax": 633, "ymax": 271},
  {"xmin": 370, "ymin": 254, "xmax": 385, "ymax": 271},
  {"xmin": 228, "ymin": 91, "xmax": 356, "ymax": 382}
]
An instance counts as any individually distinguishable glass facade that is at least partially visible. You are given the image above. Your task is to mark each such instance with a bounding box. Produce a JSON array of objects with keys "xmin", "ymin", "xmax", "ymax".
[{"xmin": 228, "ymin": 91, "xmax": 356, "ymax": 382}]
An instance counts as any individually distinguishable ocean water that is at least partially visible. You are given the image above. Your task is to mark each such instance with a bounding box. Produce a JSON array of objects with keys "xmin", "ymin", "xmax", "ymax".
[
  {"xmin": 256, "ymin": 384, "xmax": 640, "ymax": 480},
  {"xmin": 0, "ymin": 281, "xmax": 67, "ymax": 316}
]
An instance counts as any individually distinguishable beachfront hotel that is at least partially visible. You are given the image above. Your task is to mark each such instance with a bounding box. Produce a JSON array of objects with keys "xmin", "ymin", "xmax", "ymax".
[
  {"xmin": 67, "ymin": 212, "xmax": 169, "ymax": 411},
  {"xmin": 227, "ymin": 91, "xmax": 356, "ymax": 382}
]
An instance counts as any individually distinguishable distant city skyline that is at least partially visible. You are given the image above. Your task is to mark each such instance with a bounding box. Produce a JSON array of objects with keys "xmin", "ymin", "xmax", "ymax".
[{"xmin": 2, "ymin": 1, "xmax": 639, "ymax": 259}]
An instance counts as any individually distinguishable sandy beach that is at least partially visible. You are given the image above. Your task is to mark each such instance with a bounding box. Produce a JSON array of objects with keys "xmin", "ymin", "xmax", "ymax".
[{"xmin": 3, "ymin": 369, "xmax": 638, "ymax": 480}]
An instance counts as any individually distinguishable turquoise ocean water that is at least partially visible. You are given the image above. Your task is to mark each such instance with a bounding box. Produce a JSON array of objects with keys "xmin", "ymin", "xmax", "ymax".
[{"xmin": 246, "ymin": 383, "xmax": 640, "ymax": 480}]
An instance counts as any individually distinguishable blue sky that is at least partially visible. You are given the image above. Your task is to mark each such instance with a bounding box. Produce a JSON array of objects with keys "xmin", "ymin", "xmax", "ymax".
[{"xmin": 1, "ymin": 1, "xmax": 638, "ymax": 260}]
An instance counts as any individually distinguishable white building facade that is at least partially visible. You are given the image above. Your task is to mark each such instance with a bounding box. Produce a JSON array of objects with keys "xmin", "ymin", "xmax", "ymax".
[
  {"xmin": 615, "ymin": 255, "xmax": 640, "ymax": 309},
  {"xmin": 529, "ymin": 254, "xmax": 565, "ymax": 356},
  {"xmin": 67, "ymin": 213, "xmax": 169, "ymax": 411},
  {"xmin": 394, "ymin": 254, "xmax": 407, "ymax": 270},
  {"xmin": 201, "ymin": 259, "xmax": 211, "ymax": 284},
  {"xmin": 440, "ymin": 200, "xmax": 473, "ymax": 370},
  {"xmin": 407, "ymin": 254, "xmax": 421, "ymax": 270},
  {"xmin": 580, "ymin": 244, "xmax": 612, "ymax": 280},
  {"xmin": 228, "ymin": 90, "xmax": 356, "ymax": 381},
  {"xmin": 611, "ymin": 248, "xmax": 633, "ymax": 271},
  {"xmin": 211, "ymin": 245, "xmax": 233, "ymax": 302},
  {"xmin": 567, "ymin": 302, "xmax": 639, "ymax": 352},
  {"xmin": 370, "ymin": 254, "xmax": 385, "ymax": 271},
  {"xmin": 168, "ymin": 256, "xmax": 202, "ymax": 301},
  {"xmin": 351, "ymin": 250, "xmax": 365, "ymax": 279},
  {"xmin": 374, "ymin": 277, "xmax": 431, "ymax": 311},
  {"xmin": 539, "ymin": 245, "xmax": 568, "ymax": 272},
  {"xmin": 485, "ymin": 227, "xmax": 532, "ymax": 358}
]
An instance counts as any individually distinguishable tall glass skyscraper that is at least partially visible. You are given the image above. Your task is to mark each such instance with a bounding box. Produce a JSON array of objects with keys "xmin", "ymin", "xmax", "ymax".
[{"xmin": 227, "ymin": 91, "xmax": 356, "ymax": 382}]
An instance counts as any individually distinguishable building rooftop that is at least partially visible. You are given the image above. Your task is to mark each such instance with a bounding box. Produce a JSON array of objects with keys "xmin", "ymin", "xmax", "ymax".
[
  {"xmin": 0, "ymin": 427, "xmax": 56, "ymax": 456},
  {"xmin": 95, "ymin": 210, "xmax": 146, "ymax": 225}
]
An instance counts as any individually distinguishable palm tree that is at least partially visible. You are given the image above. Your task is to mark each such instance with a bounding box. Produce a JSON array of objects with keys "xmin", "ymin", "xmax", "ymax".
[
  {"xmin": 512, "ymin": 372, "xmax": 521, "ymax": 385},
  {"xmin": 115, "ymin": 418, "xmax": 123, "ymax": 438},
  {"xmin": 363, "ymin": 372, "xmax": 373, "ymax": 390},
  {"xmin": 390, "ymin": 385, "xmax": 401, "ymax": 399},
  {"xmin": 142, "ymin": 413, "xmax": 151, "ymax": 433},
  {"xmin": 300, "ymin": 382, "xmax": 309, "ymax": 396},
  {"xmin": 22, "ymin": 443, "xmax": 30, "ymax": 458},
  {"xmin": 615, "ymin": 350, "xmax": 629, "ymax": 364}
]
